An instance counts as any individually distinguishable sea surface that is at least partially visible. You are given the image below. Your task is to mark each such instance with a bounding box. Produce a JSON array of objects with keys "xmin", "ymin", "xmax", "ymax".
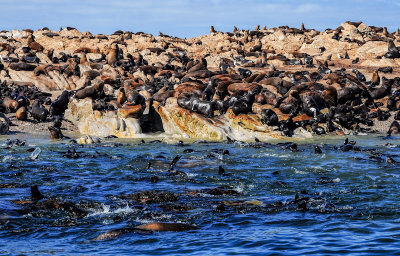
[{"xmin": 0, "ymin": 134, "xmax": 399, "ymax": 256}]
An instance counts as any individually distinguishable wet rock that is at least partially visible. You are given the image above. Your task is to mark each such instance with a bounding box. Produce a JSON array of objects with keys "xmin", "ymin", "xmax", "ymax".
[{"xmin": 77, "ymin": 135, "xmax": 101, "ymax": 144}]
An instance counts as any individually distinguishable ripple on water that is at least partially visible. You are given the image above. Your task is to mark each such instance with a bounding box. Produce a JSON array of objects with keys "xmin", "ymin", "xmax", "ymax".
[{"xmin": 0, "ymin": 136, "xmax": 400, "ymax": 255}]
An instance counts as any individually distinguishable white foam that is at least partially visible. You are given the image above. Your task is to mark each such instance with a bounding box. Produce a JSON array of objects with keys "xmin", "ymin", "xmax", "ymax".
[
  {"xmin": 2, "ymin": 155, "xmax": 15, "ymax": 163},
  {"xmin": 87, "ymin": 203, "xmax": 135, "ymax": 217}
]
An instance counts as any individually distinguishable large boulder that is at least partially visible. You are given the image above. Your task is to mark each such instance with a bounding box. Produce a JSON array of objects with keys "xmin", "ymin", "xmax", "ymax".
[{"xmin": 64, "ymin": 98, "xmax": 142, "ymax": 138}]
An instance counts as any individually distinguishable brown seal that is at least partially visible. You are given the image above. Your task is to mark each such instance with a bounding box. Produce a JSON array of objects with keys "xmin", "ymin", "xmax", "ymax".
[
  {"xmin": 80, "ymin": 53, "xmax": 90, "ymax": 66},
  {"xmin": 75, "ymin": 80, "xmax": 104, "ymax": 99},
  {"xmin": 210, "ymin": 26, "xmax": 216, "ymax": 33},
  {"xmin": 227, "ymin": 82, "xmax": 259, "ymax": 95},
  {"xmin": 106, "ymin": 44, "xmax": 118, "ymax": 66},
  {"xmin": 136, "ymin": 222, "xmax": 199, "ymax": 232},
  {"xmin": 383, "ymin": 27, "xmax": 388, "ymax": 37},
  {"xmin": 117, "ymin": 88, "xmax": 127, "ymax": 105},
  {"xmin": 33, "ymin": 65, "xmax": 49, "ymax": 76},
  {"xmin": 182, "ymin": 70, "xmax": 214, "ymax": 80},
  {"xmin": 322, "ymin": 86, "xmax": 338, "ymax": 107},
  {"xmin": 187, "ymin": 58, "xmax": 207, "ymax": 73},
  {"xmin": 9, "ymin": 62, "xmax": 37, "ymax": 71},
  {"xmin": 73, "ymin": 47, "xmax": 99, "ymax": 54},
  {"xmin": 151, "ymin": 87, "xmax": 175, "ymax": 103},
  {"xmin": 371, "ymin": 71, "xmax": 380, "ymax": 85},
  {"xmin": 174, "ymin": 82, "xmax": 205, "ymax": 97},
  {"xmin": 27, "ymin": 34, "xmax": 44, "ymax": 52},
  {"xmin": 16, "ymin": 106, "xmax": 27, "ymax": 121},
  {"xmin": 2, "ymin": 97, "xmax": 19, "ymax": 112}
]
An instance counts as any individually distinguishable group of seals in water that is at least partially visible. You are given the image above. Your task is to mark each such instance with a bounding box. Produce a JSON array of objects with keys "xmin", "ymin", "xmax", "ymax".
[
  {"xmin": 0, "ymin": 22, "xmax": 400, "ymax": 138},
  {"xmin": 4, "ymin": 136, "xmax": 397, "ymax": 242}
]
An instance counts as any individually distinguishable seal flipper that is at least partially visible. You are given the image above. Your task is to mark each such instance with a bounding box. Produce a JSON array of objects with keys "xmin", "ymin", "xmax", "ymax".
[
  {"xmin": 169, "ymin": 155, "xmax": 181, "ymax": 171},
  {"xmin": 92, "ymin": 227, "xmax": 153, "ymax": 241},
  {"xmin": 31, "ymin": 185, "xmax": 45, "ymax": 200}
]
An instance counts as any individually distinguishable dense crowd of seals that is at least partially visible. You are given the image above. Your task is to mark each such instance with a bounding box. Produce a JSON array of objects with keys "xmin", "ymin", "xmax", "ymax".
[{"xmin": 0, "ymin": 22, "xmax": 400, "ymax": 138}]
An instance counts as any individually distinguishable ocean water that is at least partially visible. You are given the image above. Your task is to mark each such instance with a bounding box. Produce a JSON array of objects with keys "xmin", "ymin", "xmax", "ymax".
[{"xmin": 0, "ymin": 134, "xmax": 399, "ymax": 255}]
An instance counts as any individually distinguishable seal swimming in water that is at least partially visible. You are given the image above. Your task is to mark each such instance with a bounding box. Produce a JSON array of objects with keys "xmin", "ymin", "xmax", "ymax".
[
  {"xmin": 136, "ymin": 222, "xmax": 199, "ymax": 232},
  {"xmin": 92, "ymin": 228, "xmax": 153, "ymax": 241},
  {"xmin": 92, "ymin": 222, "xmax": 198, "ymax": 241}
]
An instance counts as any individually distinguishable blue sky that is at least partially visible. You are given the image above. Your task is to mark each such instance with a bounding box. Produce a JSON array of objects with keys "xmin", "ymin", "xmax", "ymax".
[{"xmin": 1, "ymin": 0, "xmax": 399, "ymax": 38}]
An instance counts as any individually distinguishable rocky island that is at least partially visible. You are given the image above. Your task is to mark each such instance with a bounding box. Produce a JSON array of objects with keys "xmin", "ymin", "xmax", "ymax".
[{"xmin": 1, "ymin": 21, "xmax": 400, "ymax": 141}]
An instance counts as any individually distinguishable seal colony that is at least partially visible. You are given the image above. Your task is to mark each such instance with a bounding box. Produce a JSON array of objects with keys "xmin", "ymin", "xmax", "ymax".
[{"xmin": 1, "ymin": 21, "xmax": 400, "ymax": 140}]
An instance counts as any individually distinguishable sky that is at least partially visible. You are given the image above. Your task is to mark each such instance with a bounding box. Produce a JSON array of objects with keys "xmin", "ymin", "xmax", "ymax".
[{"xmin": 1, "ymin": 0, "xmax": 400, "ymax": 38}]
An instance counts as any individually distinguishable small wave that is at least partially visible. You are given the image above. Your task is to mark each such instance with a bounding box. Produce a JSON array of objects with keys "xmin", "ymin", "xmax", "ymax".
[
  {"xmin": 136, "ymin": 213, "xmax": 173, "ymax": 224},
  {"xmin": 2, "ymin": 155, "xmax": 15, "ymax": 163},
  {"xmin": 87, "ymin": 204, "xmax": 136, "ymax": 217}
]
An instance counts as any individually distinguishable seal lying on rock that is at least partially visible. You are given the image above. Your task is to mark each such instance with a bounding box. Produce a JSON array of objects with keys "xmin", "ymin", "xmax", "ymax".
[
  {"xmin": 9, "ymin": 62, "xmax": 37, "ymax": 71},
  {"xmin": 190, "ymin": 94, "xmax": 215, "ymax": 118},
  {"xmin": 75, "ymin": 81, "xmax": 104, "ymax": 99},
  {"xmin": 261, "ymin": 109, "xmax": 279, "ymax": 126},
  {"xmin": 231, "ymin": 85, "xmax": 261, "ymax": 115}
]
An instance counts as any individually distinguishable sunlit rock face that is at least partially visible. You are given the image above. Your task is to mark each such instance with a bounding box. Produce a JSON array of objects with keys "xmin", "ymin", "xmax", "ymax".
[
  {"xmin": 154, "ymin": 98, "xmax": 285, "ymax": 141},
  {"xmin": 65, "ymin": 98, "xmax": 142, "ymax": 138}
]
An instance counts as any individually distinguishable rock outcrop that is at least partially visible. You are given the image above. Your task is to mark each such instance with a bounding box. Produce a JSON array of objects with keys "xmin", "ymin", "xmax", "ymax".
[
  {"xmin": 2, "ymin": 22, "xmax": 400, "ymax": 140},
  {"xmin": 65, "ymin": 98, "xmax": 142, "ymax": 138}
]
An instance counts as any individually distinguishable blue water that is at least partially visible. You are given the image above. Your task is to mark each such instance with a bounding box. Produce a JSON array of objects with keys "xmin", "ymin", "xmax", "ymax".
[{"xmin": 0, "ymin": 135, "xmax": 400, "ymax": 255}]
